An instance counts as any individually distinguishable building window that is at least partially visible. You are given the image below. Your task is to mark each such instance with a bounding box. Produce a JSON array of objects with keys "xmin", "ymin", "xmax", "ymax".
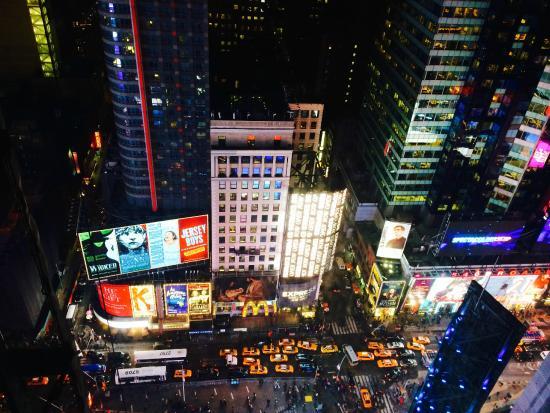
[
  {"xmin": 274, "ymin": 180, "xmax": 282, "ymax": 189},
  {"xmin": 275, "ymin": 167, "xmax": 283, "ymax": 177},
  {"xmin": 219, "ymin": 247, "xmax": 225, "ymax": 253},
  {"xmin": 219, "ymin": 227, "xmax": 225, "ymax": 234},
  {"xmin": 251, "ymin": 204, "xmax": 258, "ymax": 211},
  {"xmin": 311, "ymin": 110, "xmax": 319, "ymax": 118},
  {"xmin": 219, "ymin": 204, "xmax": 226, "ymax": 212},
  {"xmin": 253, "ymin": 167, "xmax": 261, "ymax": 177},
  {"xmin": 253, "ymin": 180, "xmax": 260, "ymax": 189},
  {"xmin": 242, "ymin": 167, "xmax": 249, "ymax": 176},
  {"xmin": 241, "ymin": 156, "xmax": 250, "ymax": 163},
  {"xmin": 272, "ymin": 215, "xmax": 279, "ymax": 222},
  {"xmin": 230, "ymin": 181, "xmax": 237, "ymax": 189},
  {"xmin": 229, "ymin": 215, "xmax": 236, "ymax": 223},
  {"xmin": 239, "ymin": 236, "xmax": 246, "ymax": 243},
  {"xmin": 229, "ymin": 225, "xmax": 236, "ymax": 233},
  {"xmin": 240, "ymin": 215, "xmax": 247, "ymax": 223},
  {"xmin": 250, "ymin": 236, "xmax": 256, "ymax": 242},
  {"xmin": 311, "ymin": 122, "xmax": 317, "ymax": 129},
  {"xmin": 262, "ymin": 215, "xmax": 268, "ymax": 222},
  {"xmin": 264, "ymin": 167, "xmax": 272, "ymax": 176},
  {"xmin": 229, "ymin": 236, "xmax": 236, "ymax": 244},
  {"xmin": 219, "ymin": 193, "xmax": 226, "ymax": 201},
  {"xmin": 262, "ymin": 204, "xmax": 269, "ymax": 211},
  {"xmin": 270, "ymin": 236, "xmax": 277, "ymax": 242},
  {"xmin": 240, "ymin": 204, "xmax": 247, "ymax": 212},
  {"xmin": 265, "ymin": 155, "xmax": 273, "ymax": 163},
  {"xmin": 219, "ymin": 237, "xmax": 225, "ymax": 244},
  {"xmin": 276, "ymin": 156, "xmax": 285, "ymax": 164},
  {"xmin": 259, "ymin": 255, "xmax": 266, "ymax": 262},
  {"xmin": 261, "ymin": 226, "xmax": 267, "ymax": 232},
  {"xmin": 241, "ymin": 181, "xmax": 248, "ymax": 189},
  {"xmin": 260, "ymin": 236, "xmax": 267, "ymax": 243},
  {"xmin": 309, "ymin": 132, "xmax": 316, "ymax": 140},
  {"xmin": 218, "ymin": 168, "xmax": 227, "ymax": 177},
  {"xmin": 253, "ymin": 156, "xmax": 262, "ymax": 164},
  {"xmin": 263, "ymin": 192, "xmax": 270, "ymax": 200},
  {"xmin": 241, "ymin": 193, "xmax": 248, "ymax": 201},
  {"xmin": 273, "ymin": 204, "xmax": 279, "ymax": 211},
  {"xmin": 230, "ymin": 205, "xmax": 236, "ymax": 212},
  {"xmin": 230, "ymin": 193, "xmax": 237, "ymax": 201},
  {"xmin": 252, "ymin": 192, "xmax": 259, "ymax": 200},
  {"xmin": 219, "ymin": 181, "xmax": 226, "ymax": 189},
  {"xmin": 247, "ymin": 135, "xmax": 255, "ymax": 146},
  {"xmin": 251, "ymin": 215, "xmax": 257, "ymax": 222},
  {"xmin": 274, "ymin": 192, "xmax": 281, "ymax": 200},
  {"xmin": 248, "ymin": 265, "xmax": 255, "ymax": 271},
  {"xmin": 263, "ymin": 181, "xmax": 271, "ymax": 189},
  {"xmin": 299, "ymin": 132, "xmax": 306, "ymax": 140},
  {"xmin": 219, "ymin": 216, "xmax": 225, "ymax": 223}
]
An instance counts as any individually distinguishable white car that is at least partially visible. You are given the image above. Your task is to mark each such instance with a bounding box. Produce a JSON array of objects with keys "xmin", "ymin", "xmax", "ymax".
[{"xmin": 386, "ymin": 341, "xmax": 405, "ymax": 349}]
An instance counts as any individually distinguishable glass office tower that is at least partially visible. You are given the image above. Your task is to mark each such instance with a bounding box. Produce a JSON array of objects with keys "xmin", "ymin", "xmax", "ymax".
[{"xmin": 98, "ymin": 0, "xmax": 210, "ymax": 213}]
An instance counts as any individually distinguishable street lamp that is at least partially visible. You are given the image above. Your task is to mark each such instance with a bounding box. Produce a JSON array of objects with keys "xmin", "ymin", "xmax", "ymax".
[{"xmin": 181, "ymin": 363, "xmax": 186, "ymax": 403}]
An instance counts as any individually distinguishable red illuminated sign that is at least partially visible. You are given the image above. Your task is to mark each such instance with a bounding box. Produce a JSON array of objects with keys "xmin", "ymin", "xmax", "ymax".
[
  {"xmin": 91, "ymin": 131, "xmax": 102, "ymax": 149},
  {"xmin": 178, "ymin": 215, "xmax": 209, "ymax": 263},
  {"xmin": 96, "ymin": 283, "xmax": 132, "ymax": 317}
]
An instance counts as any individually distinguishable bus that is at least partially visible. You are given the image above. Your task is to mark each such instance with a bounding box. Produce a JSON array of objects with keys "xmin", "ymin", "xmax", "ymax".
[
  {"xmin": 343, "ymin": 345, "xmax": 359, "ymax": 367},
  {"xmin": 134, "ymin": 348, "xmax": 188, "ymax": 366},
  {"xmin": 114, "ymin": 366, "xmax": 166, "ymax": 385}
]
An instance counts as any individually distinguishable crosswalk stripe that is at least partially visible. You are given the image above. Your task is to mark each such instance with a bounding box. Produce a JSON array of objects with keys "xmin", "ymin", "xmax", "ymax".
[
  {"xmin": 353, "ymin": 375, "xmax": 394, "ymax": 413},
  {"xmin": 331, "ymin": 316, "xmax": 362, "ymax": 335}
]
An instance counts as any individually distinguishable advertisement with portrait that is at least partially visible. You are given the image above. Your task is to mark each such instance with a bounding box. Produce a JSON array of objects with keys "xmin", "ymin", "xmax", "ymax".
[
  {"xmin": 187, "ymin": 283, "xmax": 211, "ymax": 315},
  {"xmin": 376, "ymin": 221, "xmax": 412, "ymax": 259},
  {"xmin": 214, "ymin": 276, "xmax": 277, "ymax": 303},
  {"xmin": 79, "ymin": 229, "xmax": 121, "ymax": 278},
  {"xmin": 96, "ymin": 283, "xmax": 132, "ymax": 317},
  {"xmin": 179, "ymin": 215, "xmax": 209, "ymax": 263},
  {"xmin": 376, "ymin": 281, "xmax": 406, "ymax": 308},
  {"xmin": 403, "ymin": 278, "xmax": 433, "ymax": 311},
  {"xmin": 164, "ymin": 284, "xmax": 188, "ymax": 316},
  {"xmin": 147, "ymin": 220, "xmax": 181, "ymax": 268},
  {"xmin": 129, "ymin": 284, "xmax": 157, "ymax": 317},
  {"xmin": 438, "ymin": 221, "xmax": 525, "ymax": 256},
  {"xmin": 420, "ymin": 277, "xmax": 474, "ymax": 313},
  {"xmin": 116, "ymin": 224, "xmax": 151, "ymax": 274}
]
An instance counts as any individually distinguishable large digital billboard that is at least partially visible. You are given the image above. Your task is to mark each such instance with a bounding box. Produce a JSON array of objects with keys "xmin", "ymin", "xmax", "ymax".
[
  {"xmin": 376, "ymin": 221, "xmax": 411, "ymax": 259},
  {"xmin": 438, "ymin": 221, "xmax": 524, "ymax": 256},
  {"xmin": 376, "ymin": 281, "xmax": 406, "ymax": 308},
  {"xmin": 129, "ymin": 284, "xmax": 156, "ymax": 317},
  {"xmin": 96, "ymin": 283, "xmax": 132, "ymax": 317},
  {"xmin": 528, "ymin": 140, "xmax": 550, "ymax": 168},
  {"xmin": 214, "ymin": 276, "xmax": 277, "ymax": 303},
  {"xmin": 79, "ymin": 215, "xmax": 209, "ymax": 279},
  {"xmin": 187, "ymin": 283, "xmax": 211, "ymax": 315},
  {"xmin": 164, "ymin": 284, "xmax": 188, "ymax": 315},
  {"xmin": 534, "ymin": 220, "xmax": 550, "ymax": 252}
]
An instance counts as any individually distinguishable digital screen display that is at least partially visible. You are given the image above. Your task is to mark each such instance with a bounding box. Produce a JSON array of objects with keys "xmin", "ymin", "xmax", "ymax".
[
  {"xmin": 438, "ymin": 221, "xmax": 524, "ymax": 256},
  {"xmin": 376, "ymin": 221, "xmax": 412, "ymax": 259},
  {"xmin": 214, "ymin": 276, "xmax": 278, "ymax": 303},
  {"xmin": 164, "ymin": 284, "xmax": 188, "ymax": 315},
  {"xmin": 528, "ymin": 140, "xmax": 550, "ymax": 168},
  {"xmin": 79, "ymin": 215, "xmax": 209, "ymax": 279},
  {"xmin": 377, "ymin": 281, "xmax": 406, "ymax": 308}
]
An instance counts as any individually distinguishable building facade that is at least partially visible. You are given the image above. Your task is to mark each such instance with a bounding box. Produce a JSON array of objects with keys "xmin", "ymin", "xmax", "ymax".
[
  {"xmin": 98, "ymin": 0, "xmax": 210, "ymax": 213},
  {"xmin": 210, "ymin": 120, "xmax": 294, "ymax": 274},
  {"xmin": 409, "ymin": 281, "xmax": 526, "ymax": 413}
]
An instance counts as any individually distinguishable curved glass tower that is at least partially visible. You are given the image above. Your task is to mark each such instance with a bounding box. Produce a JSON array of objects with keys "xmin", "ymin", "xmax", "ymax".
[{"xmin": 98, "ymin": 0, "xmax": 209, "ymax": 213}]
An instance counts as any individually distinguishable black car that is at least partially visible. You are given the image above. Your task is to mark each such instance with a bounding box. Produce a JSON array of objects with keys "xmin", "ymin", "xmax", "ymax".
[
  {"xmin": 298, "ymin": 363, "xmax": 316, "ymax": 373},
  {"xmin": 227, "ymin": 366, "xmax": 248, "ymax": 378},
  {"xmin": 397, "ymin": 349, "xmax": 416, "ymax": 359},
  {"xmin": 399, "ymin": 358, "xmax": 418, "ymax": 368},
  {"xmin": 196, "ymin": 367, "xmax": 220, "ymax": 379},
  {"xmin": 296, "ymin": 353, "xmax": 315, "ymax": 363}
]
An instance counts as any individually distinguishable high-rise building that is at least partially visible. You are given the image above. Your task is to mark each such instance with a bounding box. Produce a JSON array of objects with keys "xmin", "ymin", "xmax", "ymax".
[
  {"xmin": 359, "ymin": 0, "xmax": 549, "ymax": 216},
  {"xmin": 409, "ymin": 280, "xmax": 526, "ymax": 413},
  {"xmin": 511, "ymin": 353, "xmax": 550, "ymax": 413},
  {"xmin": 98, "ymin": 0, "xmax": 210, "ymax": 213}
]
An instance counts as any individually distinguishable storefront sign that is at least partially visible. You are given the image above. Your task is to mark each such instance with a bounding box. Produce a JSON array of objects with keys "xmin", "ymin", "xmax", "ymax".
[{"xmin": 242, "ymin": 301, "xmax": 271, "ymax": 317}]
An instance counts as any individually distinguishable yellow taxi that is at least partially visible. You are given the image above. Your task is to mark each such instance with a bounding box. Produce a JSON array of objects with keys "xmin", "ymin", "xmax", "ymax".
[
  {"xmin": 173, "ymin": 369, "xmax": 192, "ymax": 379},
  {"xmin": 297, "ymin": 340, "xmax": 318, "ymax": 351},
  {"xmin": 242, "ymin": 347, "xmax": 260, "ymax": 356},
  {"xmin": 367, "ymin": 342, "xmax": 384, "ymax": 351},
  {"xmin": 250, "ymin": 365, "xmax": 268, "ymax": 375},
  {"xmin": 282, "ymin": 345, "xmax": 298, "ymax": 355},
  {"xmin": 219, "ymin": 348, "xmax": 238, "ymax": 357},
  {"xmin": 243, "ymin": 357, "xmax": 259, "ymax": 366},
  {"xmin": 275, "ymin": 364, "xmax": 294, "ymax": 374},
  {"xmin": 270, "ymin": 353, "xmax": 289, "ymax": 363},
  {"xmin": 407, "ymin": 342, "xmax": 425, "ymax": 351},
  {"xmin": 320, "ymin": 344, "xmax": 339, "ymax": 354},
  {"xmin": 357, "ymin": 351, "xmax": 375, "ymax": 361},
  {"xmin": 377, "ymin": 359, "xmax": 398, "ymax": 368},
  {"xmin": 278, "ymin": 338, "xmax": 295, "ymax": 346},
  {"xmin": 360, "ymin": 388, "xmax": 373, "ymax": 409},
  {"xmin": 413, "ymin": 336, "xmax": 431, "ymax": 345},
  {"xmin": 374, "ymin": 349, "xmax": 393, "ymax": 358},
  {"xmin": 262, "ymin": 344, "xmax": 280, "ymax": 354},
  {"xmin": 26, "ymin": 377, "xmax": 49, "ymax": 386}
]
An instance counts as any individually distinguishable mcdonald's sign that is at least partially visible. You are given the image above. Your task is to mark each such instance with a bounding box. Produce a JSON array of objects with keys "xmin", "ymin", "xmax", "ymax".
[{"xmin": 241, "ymin": 301, "xmax": 276, "ymax": 317}]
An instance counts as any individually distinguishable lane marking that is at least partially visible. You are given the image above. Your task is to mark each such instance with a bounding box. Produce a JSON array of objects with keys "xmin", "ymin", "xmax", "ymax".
[
  {"xmin": 230, "ymin": 392, "xmax": 234, "ymax": 400},
  {"xmin": 246, "ymin": 385, "xmax": 250, "ymax": 393},
  {"xmin": 214, "ymin": 388, "xmax": 217, "ymax": 396}
]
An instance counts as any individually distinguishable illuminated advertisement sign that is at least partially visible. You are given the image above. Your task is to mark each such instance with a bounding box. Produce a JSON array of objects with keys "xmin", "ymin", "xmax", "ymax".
[
  {"xmin": 187, "ymin": 283, "xmax": 211, "ymax": 315},
  {"xmin": 403, "ymin": 279, "xmax": 433, "ymax": 310},
  {"xmin": 214, "ymin": 276, "xmax": 277, "ymax": 303},
  {"xmin": 528, "ymin": 140, "xmax": 550, "ymax": 168},
  {"xmin": 438, "ymin": 221, "xmax": 524, "ymax": 256},
  {"xmin": 376, "ymin": 221, "xmax": 411, "ymax": 259},
  {"xmin": 79, "ymin": 215, "xmax": 209, "ymax": 280},
  {"xmin": 534, "ymin": 220, "xmax": 550, "ymax": 251},
  {"xmin": 96, "ymin": 283, "xmax": 132, "ymax": 317},
  {"xmin": 164, "ymin": 284, "xmax": 188, "ymax": 315},
  {"xmin": 278, "ymin": 278, "xmax": 319, "ymax": 307},
  {"xmin": 376, "ymin": 281, "xmax": 406, "ymax": 308},
  {"xmin": 129, "ymin": 284, "xmax": 156, "ymax": 317}
]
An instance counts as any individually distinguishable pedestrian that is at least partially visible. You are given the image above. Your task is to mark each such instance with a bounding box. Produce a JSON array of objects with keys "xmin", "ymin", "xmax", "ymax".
[
  {"xmin": 267, "ymin": 399, "xmax": 270, "ymax": 407},
  {"xmin": 252, "ymin": 392, "xmax": 256, "ymax": 403}
]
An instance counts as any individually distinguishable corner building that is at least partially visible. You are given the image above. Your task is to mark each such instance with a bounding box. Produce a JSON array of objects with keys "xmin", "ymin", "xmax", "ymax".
[
  {"xmin": 210, "ymin": 120, "xmax": 294, "ymax": 274},
  {"xmin": 98, "ymin": 0, "xmax": 210, "ymax": 213}
]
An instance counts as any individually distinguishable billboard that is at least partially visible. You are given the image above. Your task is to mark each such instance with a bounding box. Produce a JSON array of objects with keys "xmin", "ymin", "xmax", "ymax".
[
  {"xmin": 187, "ymin": 283, "xmax": 211, "ymax": 315},
  {"xmin": 376, "ymin": 221, "xmax": 411, "ymax": 259},
  {"xmin": 79, "ymin": 215, "xmax": 209, "ymax": 280},
  {"xmin": 129, "ymin": 284, "xmax": 156, "ymax": 317},
  {"xmin": 164, "ymin": 284, "xmax": 188, "ymax": 315},
  {"xmin": 96, "ymin": 283, "xmax": 133, "ymax": 317},
  {"xmin": 214, "ymin": 276, "xmax": 278, "ymax": 303},
  {"xmin": 528, "ymin": 140, "xmax": 550, "ymax": 168},
  {"xmin": 376, "ymin": 281, "xmax": 406, "ymax": 308},
  {"xmin": 438, "ymin": 221, "xmax": 524, "ymax": 256}
]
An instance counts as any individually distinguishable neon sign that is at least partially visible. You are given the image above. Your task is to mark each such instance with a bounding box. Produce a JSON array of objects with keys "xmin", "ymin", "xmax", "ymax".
[
  {"xmin": 451, "ymin": 235, "xmax": 512, "ymax": 244},
  {"xmin": 528, "ymin": 140, "xmax": 550, "ymax": 169}
]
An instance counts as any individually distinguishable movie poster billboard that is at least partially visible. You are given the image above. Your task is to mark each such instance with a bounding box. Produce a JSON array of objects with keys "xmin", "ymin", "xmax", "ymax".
[
  {"xmin": 79, "ymin": 229, "xmax": 121, "ymax": 277},
  {"xmin": 214, "ymin": 276, "xmax": 278, "ymax": 303},
  {"xmin": 187, "ymin": 283, "xmax": 211, "ymax": 315},
  {"xmin": 179, "ymin": 215, "xmax": 209, "ymax": 263},
  {"xmin": 425, "ymin": 277, "xmax": 473, "ymax": 304},
  {"xmin": 129, "ymin": 284, "xmax": 156, "ymax": 317},
  {"xmin": 96, "ymin": 283, "xmax": 132, "ymax": 317},
  {"xmin": 376, "ymin": 221, "xmax": 412, "ymax": 259},
  {"xmin": 79, "ymin": 215, "xmax": 209, "ymax": 280},
  {"xmin": 116, "ymin": 224, "xmax": 151, "ymax": 273},
  {"xmin": 376, "ymin": 281, "xmax": 406, "ymax": 308},
  {"xmin": 164, "ymin": 284, "xmax": 188, "ymax": 315}
]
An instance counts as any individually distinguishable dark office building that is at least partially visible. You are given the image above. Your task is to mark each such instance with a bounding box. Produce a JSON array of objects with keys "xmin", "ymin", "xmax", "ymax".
[
  {"xmin": 409, "ymin": 280, "xmax": 526, "ymax": 413},
  {"xmin": 98, "ymin": 0, "xmax": 210, "ymax": 213}
]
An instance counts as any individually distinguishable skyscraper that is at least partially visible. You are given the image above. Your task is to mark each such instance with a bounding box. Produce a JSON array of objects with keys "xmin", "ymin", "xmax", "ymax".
[
  {"xmin": 98, "ymin": 0, "xmax": 210, "ymax": 213},
  {"xmin": 409, "ymin": 280, "xmax": 526, "ymax": 413},
  {"xmin": 359, "ymin": 0, "xmax": 549, "ymax": 216}
]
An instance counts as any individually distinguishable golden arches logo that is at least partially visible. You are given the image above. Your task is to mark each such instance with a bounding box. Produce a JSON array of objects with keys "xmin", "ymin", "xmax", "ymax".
[{"xmin": 241, "ymin": 301, "xmax": 275, "ymax": 317}]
